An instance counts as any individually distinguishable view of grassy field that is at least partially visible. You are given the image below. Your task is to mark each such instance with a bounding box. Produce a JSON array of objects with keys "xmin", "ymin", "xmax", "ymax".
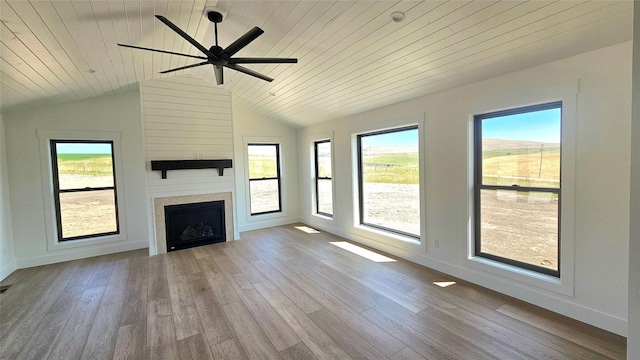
[
  {"xmin": 362, "ymin": 151, "xmax": 419, "ymax": 184},
  {"xmin": 55, "ymin": 153, "xmax": 117, "ymax": 238},
  {"xmin": 57, "ymin": 153, "xmax": 113, "ymax": 175},
  {"xmin": 482, "ymin": 146, "xmax": 560, "ymax": 188}
]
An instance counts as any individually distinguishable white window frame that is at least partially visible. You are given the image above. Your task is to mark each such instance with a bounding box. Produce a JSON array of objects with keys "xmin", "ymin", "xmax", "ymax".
[
  {"xmin": 38, "ymin": 130, "xmax": 127, "ymax": 251},
  {"xmin": 243, "ymin": 136, "xmax": 286, "ymax": 221},
  {"xmin": 466, "ymin": 83, "xmax": 577, "ymax": 296},
  {"xmin": 349, "ymin": 113, "xmax": 426, "ymax": 252},
  {"xmin": 309, "ymin": 132, "xmax": 335, "ymax": 220}
]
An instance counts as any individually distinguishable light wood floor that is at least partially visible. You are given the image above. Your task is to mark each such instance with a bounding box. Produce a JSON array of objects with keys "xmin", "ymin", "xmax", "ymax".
[{"xmin": 0, "ymin": 225, "xmax": 626, "ymax": 360}]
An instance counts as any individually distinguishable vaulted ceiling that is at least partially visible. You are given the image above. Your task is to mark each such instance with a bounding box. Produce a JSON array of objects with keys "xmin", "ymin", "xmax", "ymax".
[{"xmin": 0, "ymin": 1, "xmax": 632, "ymax": 127}]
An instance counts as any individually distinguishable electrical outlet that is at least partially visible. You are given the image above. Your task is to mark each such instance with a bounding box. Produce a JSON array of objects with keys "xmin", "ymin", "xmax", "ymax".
[
  {"xmin": 434, "ymin": 238, "xmax": 440, "ymax": 248},
  {"xmin": 199, "ymin": 152, "xmax": 204, "ymax": 159}
]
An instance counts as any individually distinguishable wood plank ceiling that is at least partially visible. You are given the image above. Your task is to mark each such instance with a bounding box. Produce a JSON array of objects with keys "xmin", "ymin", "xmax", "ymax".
[{"xmin": 0, "ymin": 1, "xmax": 632, "ymax": 127}]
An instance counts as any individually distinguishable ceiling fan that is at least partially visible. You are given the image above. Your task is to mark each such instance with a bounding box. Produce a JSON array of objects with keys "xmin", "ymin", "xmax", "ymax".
[{"xmin": 117, "ymin": 11, "xmax": 297, "ymax": 85}]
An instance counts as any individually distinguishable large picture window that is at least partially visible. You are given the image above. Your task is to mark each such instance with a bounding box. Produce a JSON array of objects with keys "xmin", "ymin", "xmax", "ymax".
[
  {"xmin": 50, "ymin": 140, "xmax": 119, "ymax": 241},
  {"xmin": 248, "ymin": 143, "xmax": 282, "ymax": 215},
  {"xmin": 357, "ymin": 126, "xmax": 420, "ymax": 239},
  {"xmin": 314, "ymin": 140, "xmax": 333, "ymax": 217},
  {"xmin": 474, "ymin": 102, "xmax": 562, "ymax": 276}
]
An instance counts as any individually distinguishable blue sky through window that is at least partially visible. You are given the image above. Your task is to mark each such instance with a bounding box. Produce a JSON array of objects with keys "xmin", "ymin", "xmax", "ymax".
[
  {"xmin": 56, "ymin": 143, "xmax": 112, "ymax": 154},
  {"xmin": 362, "ymin": 128, "xmax": 418, "ymax": 147},
  {"xmin": 482, "ymin": 108, "xmax": 561, "ymax": 143}
]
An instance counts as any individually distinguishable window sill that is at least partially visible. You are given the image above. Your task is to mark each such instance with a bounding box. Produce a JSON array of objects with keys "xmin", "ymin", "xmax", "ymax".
[
  {"xmin": 466, "ymin": 255, "xmax": 573, "ymax": 297},
  {"xmin": 49, "ymin": 232, "xmax": 126, "ymax": 251},
  {"xmin": 353, "ymin": 224, "xmax": 421, "ymax": 250},
  {"xmin": 312, "ymin": 213, "xmax": 333, "ymax": 221}
]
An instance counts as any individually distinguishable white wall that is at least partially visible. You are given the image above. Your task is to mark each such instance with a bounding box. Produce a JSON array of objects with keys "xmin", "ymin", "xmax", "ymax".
[
  {"xmin": 3, "ymin": 91, "xmax": 149, "ymax": 268},
  {"xmin": 141, "ymin": 75, "xmax": 239, "ymax": 253},
  {"xmin": 298, "ymin": 42, "xmax": 632, "ymax": 336},
  {"xmin": 628, "ymin": 2, "xmax": 640, "ymax": 355},
  {"xmin": 232, "ymin": 97, "xmax": 299, "ymax": 232},
  {"xmin": 0, "ymin": 113, "xmax": 16, "ymax": 280}
]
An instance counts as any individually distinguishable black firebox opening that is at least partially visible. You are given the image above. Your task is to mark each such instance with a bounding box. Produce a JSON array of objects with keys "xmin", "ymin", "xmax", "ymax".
[{"xmin": 165, "ymin": 200, "xmax": 225, "ymax": 252}]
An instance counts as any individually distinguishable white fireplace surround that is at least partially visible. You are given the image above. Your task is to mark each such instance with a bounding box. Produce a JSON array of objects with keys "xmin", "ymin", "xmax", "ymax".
[{"xmin": 153, "ymin": 192, "xmax": 233, "ymax": 254}]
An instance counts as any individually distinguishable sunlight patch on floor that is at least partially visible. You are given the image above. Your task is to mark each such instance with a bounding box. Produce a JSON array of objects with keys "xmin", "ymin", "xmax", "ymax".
[
  {"xmin": 434, "ymin": 281, "xmax": 456, "ymax": 288},
  {"xmin": 295, "ymin": 226, "xmax": 320, "ymax": 234},
  {"xmin": 330, "ymin": 241, "xmax": 397, "ymax": 263}
]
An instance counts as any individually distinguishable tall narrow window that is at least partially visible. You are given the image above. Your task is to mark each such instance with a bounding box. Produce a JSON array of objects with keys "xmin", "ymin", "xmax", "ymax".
[
  {"xmin": 248, "ymin": 143, "xmax": 282, "ymax": 215},
  {"xmin": 314, "ymin": 140, "xmax": 333, "ymax": 217},
  {"xmin": 357, "ymin": 126, "xmax": 420, "ymax": 239},
  {"xmin": 50, "ymin": 140, "xmax": 119, "ymax": 241},
  {"xmin": 474, "ymin": 102, "xmax": 562, "ymax": 276}
]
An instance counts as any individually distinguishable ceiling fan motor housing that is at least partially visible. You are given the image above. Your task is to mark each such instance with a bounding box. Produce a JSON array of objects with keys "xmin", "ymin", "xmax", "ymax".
[{"xmin": 207, "ymin": 11, "xmax": 223, "ymax": 23}]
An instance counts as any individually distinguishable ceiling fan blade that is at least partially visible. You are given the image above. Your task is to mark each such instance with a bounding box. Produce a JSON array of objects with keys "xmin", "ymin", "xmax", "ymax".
[
  {"xmin": 117, "ymin": 43, "xmax": 208, "ymax": 60},
  {"xmin": 155, "ymin": 15, "xmax": 213, "ymax": 56},
  {"xmin": 228, "ymin": 57, "xmax": 298, "ymax": 64},
  {"xmin": 225, "ymin": 64, "xmax": 273, "ymax": 82},
  {"xmin": 223, "ymin": 27, "xmax": 264, "ymax": 57},
  {"xmin": 159, "ymin": 61, "xmax": 211, "ymax": 74},
  {"xmin": 214, "ymin": 65, "xmax": 224, "ymax": 85}
]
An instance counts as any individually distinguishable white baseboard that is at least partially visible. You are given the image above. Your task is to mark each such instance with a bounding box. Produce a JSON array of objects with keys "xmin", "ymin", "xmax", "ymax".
[
  {"xmin": 0, "ymin": 259, "xmax": 17, "ymax": 282},
  {"xmin": 16, "ymin": 240, "xmax": 149, "ymax": 269},
  {"xmin": 238, "ymin": 216, "xmax": 299, "ymax": 233}
]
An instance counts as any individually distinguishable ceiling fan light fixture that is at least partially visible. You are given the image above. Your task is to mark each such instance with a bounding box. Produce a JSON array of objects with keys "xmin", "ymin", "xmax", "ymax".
[{"xmin": 390, "ymin": 11, "xmax": 405, "ymax": 23}]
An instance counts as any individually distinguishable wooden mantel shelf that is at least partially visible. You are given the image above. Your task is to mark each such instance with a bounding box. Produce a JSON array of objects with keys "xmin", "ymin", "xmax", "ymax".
[{"xmin": 151, "ymin": 159, "xmax": 233, "ymax": 179}]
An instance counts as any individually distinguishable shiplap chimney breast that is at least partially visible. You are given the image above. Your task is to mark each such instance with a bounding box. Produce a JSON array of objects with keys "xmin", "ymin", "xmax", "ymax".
[{"xmin": 140, "ymin": 75, "xmax": 235, "ymax": 255}]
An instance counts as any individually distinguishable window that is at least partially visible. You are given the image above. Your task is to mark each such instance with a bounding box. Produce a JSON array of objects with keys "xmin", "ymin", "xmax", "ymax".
[
  {"xmin": 248, "ymin": 143, "xmax": 282, "ymax": 215},
  {"xmin": 50, "ymin": 140, "xmax": 119, "ymax": 241},
  {"xmin": 314, "ymin": 140, "xmax": 333, "ymax": 217},
  {"xmin": 474, "ymin": 102, "xmax": 562, "ymax": 277},
  {"xmin": 357, "ymin": 126, "xmax": 420, "ymax": 239}
]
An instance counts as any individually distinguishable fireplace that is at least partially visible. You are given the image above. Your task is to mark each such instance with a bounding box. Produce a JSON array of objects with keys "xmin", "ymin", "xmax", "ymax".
[
  {"xmin": 153, "ymin": 192, "xmax": 233, "ymax": 255},
  {"xmin": 164, "ymin": 200, "xmax": 225, "ymax": 252}
]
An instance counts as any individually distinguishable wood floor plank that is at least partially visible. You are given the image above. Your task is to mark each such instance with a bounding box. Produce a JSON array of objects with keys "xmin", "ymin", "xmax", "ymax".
[
  {"xmin": 390, "ymin": 347, "xmax": 427, "ymax": 360},
  {"xmin": 177, "ymin": 249, "xmax": 201, "ymax": 276},
  {"xmin": 85, "ymin": 256, "xmax": 116, "ymax": 289},
  {"xmin": 416, "ymin": 306, "xmax": 530, "ymax": 360},
  {"xmin": 80, "ymin": 300, "xmax": 124, "ymax": 360},
  {"xmin": 210, "ymin": 338, "xmax": 248, "ymax": 360},
  {"xmin": 273, "ymin": 258, "xmax": 373, "ymax": 313},
  {"xmin": 497, "ymin": 303, "xmax": 625, "ymax": 359},
  {"xmin": 408, "ymin": 286, "xmax": 606, "ymax": 359},
  {"xmin": 407, "ymin": 287, "xmax": 571, "ymax": 360},
  {"xmin": 0, "ymin": 262, "xmax": 81, "ymax": 358},
  {"xmin": 202, "ymin": 267, "xmax": 242, "ymax": 305},
  {"xmin": 251, "ymin": 260, "xmax": 323, "ymax": 314},
  {"xmin": 185, "ymin": 271, "xmax": 235, "ymax": 346},
  {"xmin": 147, "ymin": 298, "xmax": 179, "ymax": 360},
  {"xmin": 177, "ymin": 333, "xmax": 214, "ymax": 360},
  {"xmin": 47, "ymin": 285, "xmax": 107, "ymax": 360},
  {"xmin": 14, "ymin": 304, "xmax": 74, "ymax": 360},
  {"xmin": 164, "ymin": 252, "xmax": 203, "ymax": 341},
  {"xmin": 0, "ymin": 262, "xmax": 71, "ymax": 338},
  {"xmin": 254, "ymin": 280, "xmax": 354, "ymax": 360},
  {"xmin": 284, "ymin": 270, "xmax": 405, "ymax": 357},
  {"xmin": 307, "ymin": 308, "xmax": 387, "ymax": 360},
  {"xmin": 362, "ymin": 306, "xmax": 488, "ymax": 360},
  {"xmin": 80, "ymin": 260, "xmax": 130, "ymax": 359},
  {"xmin": 221, "ymin": 301, "xmax": 282, "ymax": 360},
  {"xmin": 147, "ymin": 256, "xmax": 170, "ymax": 302},
  {"xmin": 120, "ymin": 256, "xmax": 148, "ymax": 326},
  {"xmin": 222, "ymin": 247, "xmax": 268, "ymax": 284},
  {"xmin": 209, "ymin": 250, "xmax": 242, "ymax": 275},
  {"xmin": 279, "ymin": 341, "xmax": 318, "ymax": 360},
  {"xmin": 112, "ymin": 321, "xmax": 146, "ymax": 360}
]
